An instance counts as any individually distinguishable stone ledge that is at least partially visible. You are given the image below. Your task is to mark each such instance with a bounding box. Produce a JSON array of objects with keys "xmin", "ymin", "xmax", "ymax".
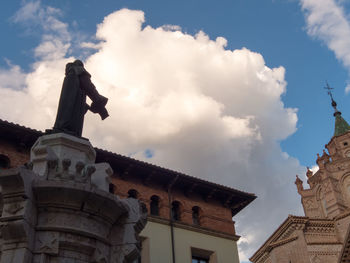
[
  {"xmin": 148, "ymin": 216, "xmax": 240, "ymax": 241},
  {"xmin": 33, "ymin": 179, "xmax": 128, "ymax": 224}
]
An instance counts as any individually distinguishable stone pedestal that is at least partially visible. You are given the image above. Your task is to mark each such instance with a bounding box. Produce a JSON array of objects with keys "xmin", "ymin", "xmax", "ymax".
[
  {"xmin": 30, "ymin": 133, "xmax": 113, "ymax": 192},
  {"xmin": 0, "ymin": 134, "xmax": 147, "ymax": 263}
]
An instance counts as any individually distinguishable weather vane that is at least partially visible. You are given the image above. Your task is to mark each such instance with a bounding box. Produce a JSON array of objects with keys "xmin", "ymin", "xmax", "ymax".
[
  {"xmin": 324, "ymin": 81, "xmax": 338, "ymax": 112},
  {"xmin": 324, "ymin": 81, "xmax": 335, "ymax": 101}
]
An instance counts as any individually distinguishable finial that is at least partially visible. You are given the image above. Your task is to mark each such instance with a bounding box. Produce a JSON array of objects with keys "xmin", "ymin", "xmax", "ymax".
[
  {"xmin": 306, "ymin": 167, "xmax": 313, "ymax": 178},
  {"xmin": 324, "ymin": 81, "xmax": 337, "ymax": 110},
  {"xmin": 295, "ymin": 175, "xmax": 304, "ymax": 192},
  {"xmin": 324, "ymin": 82, "xmax": 350, "ymax": 136}
]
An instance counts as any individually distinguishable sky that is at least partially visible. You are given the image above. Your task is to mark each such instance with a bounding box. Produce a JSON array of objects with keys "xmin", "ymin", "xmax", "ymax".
[{"xmin": 1, "ymin": 0, "xmax": 350, "ymax": 262}]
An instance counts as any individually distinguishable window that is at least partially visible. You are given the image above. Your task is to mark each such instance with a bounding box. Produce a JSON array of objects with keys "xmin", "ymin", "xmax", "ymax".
[
  {"xmin": 128, "ymin": 189, "xmax": 139, "ymax": 199},
  {"xmin": 191, "ymin": 247, "xmax": 215, "ymax": 263},
  {"xmin": 322, "ymin": 199, "xmax": 328, "ymax": 216},
  {"xmin": 192, "ymin": 256, "xmax": 209, "ymax": 263},
  {"xmin": 150, "ymin": 195, "xmax": 159, "ymax": 216},
  {"xmin": 192, "ymin": 206, "xmax": 200, "ymax": 225},
  {"xmin": 171, "ymin": 201, "xmax": 181, "ymax": 221},
  {"xmin": 0, "ymin": 154, "xmax": 10, "ymax": 169},
  {"xmin": 109, "ymin": 183, "xmax": 115, "ymax": 194}
]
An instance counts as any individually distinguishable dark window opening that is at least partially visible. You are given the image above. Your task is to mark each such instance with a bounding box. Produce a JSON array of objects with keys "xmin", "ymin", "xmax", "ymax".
[
  {"xmin": 192, "ymin": 256, "xmax": 209, "ymax": 263},
  {"xmin": 344, "ymin": 142, "xmax": 348, "ymax": 146},
  {"xmin": 128, "ymin": 189, "xmax": 139, "ymax": 199},
  {"xmin": 109, "ymin": 183, "xmax": 115, "ymax": 194},
  {"xmin": 192, "ymin": 206, "xmax": 200, "ymax": 225},
  {"xmin": 150, "ymin": 195, "xmax": 159, "ymax": 216},
  {"xmin": 192, "ymin": 247, "xmax": 212, "ymax": 263},
  {"xmin": 171, "ymin": 201, "xmax": 181, "ymax": 221},
  {"xmin": 0, "ymin": 155, "xmax": 10, "ymax": 169}
]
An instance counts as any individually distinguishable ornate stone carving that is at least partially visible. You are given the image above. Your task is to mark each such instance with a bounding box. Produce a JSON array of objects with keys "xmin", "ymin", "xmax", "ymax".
[
  {"xmin": 4, "ymin": 202, "xmax": 24, "ymax": 215},
  {"xmin": 91, "ymin": 242, "xmax": 109, "ymax": 263},
  {"xmin": 75, "ymin": 161, "xmax": 84, "ymax": 174},
  {"xmin": 304, "ymin": 198, "xmax": 316, "ymax": 209},
  {"xmin": 36, "ymin": 232, "xmax": 59, "ymax": 255},
  {"xmin": 311, "ymin": 255, "xmax": 321, "ymax": 263},
  {"xmin": 0, "ymin": 133, "xmax": 147, "ymax": 263}
]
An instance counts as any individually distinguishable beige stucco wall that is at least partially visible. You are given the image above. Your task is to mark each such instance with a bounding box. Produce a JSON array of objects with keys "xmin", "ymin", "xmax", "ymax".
[
  {"xmin": 140, "ymin": 221, "xmax": 173, "ymax": 263},
  {"xmin": 140, "ymin": 221, "xmax": 240, "ymax": 263}
]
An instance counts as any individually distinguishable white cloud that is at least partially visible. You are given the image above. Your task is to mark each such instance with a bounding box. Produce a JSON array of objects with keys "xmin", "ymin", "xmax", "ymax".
[
  {"xmin": 12, "ymin": 0, "xmax": 71, "ymax": 60},
  {"xmin": 310, "ymin": 164, "xmax": 319, "ymax": 174},
  {"xmin": 0, "ymin": 5, "xmax": 304, "ymax": 261},
  {"xmin": 12, "ymin": 1, "xmax": 41, "ymax": 23},
  {"xmin": 0, "ymin": 61, "xmax": 27, "ymax": 90},
  {"xmin": 345, "ymin": 83, "xmax": 350, "ymax": 94},
  {"xmin": 301, "ymin": 0, "xmax": 350, "ymax": 93}
]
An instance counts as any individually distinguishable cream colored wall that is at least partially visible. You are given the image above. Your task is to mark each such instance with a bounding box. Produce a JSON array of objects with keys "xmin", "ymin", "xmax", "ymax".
[
  {"xmin": 140, "ymin": 221, "xmax": 240, "ymax": 263},
  {"xmin": 140, "ymin": 221, "xmax": 173, "ymax": 263}
]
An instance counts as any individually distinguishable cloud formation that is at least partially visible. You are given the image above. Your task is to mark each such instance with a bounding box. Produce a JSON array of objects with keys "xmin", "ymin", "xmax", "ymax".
[
  {"xmin": 301, "ymin": 0, "xmax": 350, "ymax": 91},
  {"xmin": 0, "ymin": 2, "xmax": 304, "ymax": 260}
]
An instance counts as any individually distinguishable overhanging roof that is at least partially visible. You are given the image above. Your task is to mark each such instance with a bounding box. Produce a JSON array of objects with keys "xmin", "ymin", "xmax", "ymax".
[{"xmin": 0, "ymin": 119, "xmax": 256, "ymax": 216}]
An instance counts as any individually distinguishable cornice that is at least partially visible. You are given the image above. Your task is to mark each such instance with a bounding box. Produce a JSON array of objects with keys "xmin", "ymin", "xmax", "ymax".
[
  {"xmin": 147, "ymin": 216, "xmax": 240, "ymax": 241},
  {"xmin": 307, "ymin": 241, "xmax": 342, "ymax": 245},
  {"xmin": 268, "ymin": 236, "xmax": 298, "ymax": 249},
  {"xmin": 335, "ymin": 210, "xmax": 350, "ymax": 220},
  {"xmin": 250, "ymin": 215, "xmax": 339, "ymax": 262},
  {"xmin": 250, "ymin": 215, "xmax": 308, "ymax": 261}
]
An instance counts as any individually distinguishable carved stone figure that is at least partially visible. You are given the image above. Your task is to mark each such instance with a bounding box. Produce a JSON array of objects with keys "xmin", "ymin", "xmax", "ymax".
[{"xmin": 52, "ymin": 60, "xmax": 109, "ymax": 137}]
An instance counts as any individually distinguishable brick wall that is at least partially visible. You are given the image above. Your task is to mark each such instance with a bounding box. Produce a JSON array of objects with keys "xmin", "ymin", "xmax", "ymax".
[
  {"xmin": 0, "ymin": 139, "xmax": 30, "ymax": 168},
  {"xmin": 111, "ymin": 176, "xmax": 236, "ymax": 236},
  {"xmin": 0, "ymin": 138, "xmax": 237, "ymax": 237}
]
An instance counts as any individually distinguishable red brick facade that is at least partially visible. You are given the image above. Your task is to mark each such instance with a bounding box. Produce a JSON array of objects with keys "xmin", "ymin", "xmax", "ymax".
[
  {"xmin": 0, "ymin": 139, "xmax": 30, "ymax": 168},
  {"xmin": 111, "ymin": 176, "xmax": 236, "ymax": 235}
]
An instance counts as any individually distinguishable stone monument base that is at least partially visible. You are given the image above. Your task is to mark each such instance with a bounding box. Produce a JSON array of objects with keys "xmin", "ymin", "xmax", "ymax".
[{"xmin": 0, "ymin": 133, "xmax": 147, "ymax": 263}]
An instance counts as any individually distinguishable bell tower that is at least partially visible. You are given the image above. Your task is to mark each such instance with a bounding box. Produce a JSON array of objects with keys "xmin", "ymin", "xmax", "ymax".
[{"xmin": 296, "ymin": 84, "xmax": 350, "ymax": 219}]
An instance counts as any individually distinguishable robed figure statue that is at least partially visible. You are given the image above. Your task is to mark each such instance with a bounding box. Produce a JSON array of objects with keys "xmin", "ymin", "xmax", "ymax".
[{"xmin": 52, "ymin": 60, "xmax": 109, "ymax": 137}]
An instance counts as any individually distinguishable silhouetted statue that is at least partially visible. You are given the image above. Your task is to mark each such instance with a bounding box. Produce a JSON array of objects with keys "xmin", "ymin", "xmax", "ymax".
[{"xmin": 52, "ymin": 60, "xmax": 109, "ymax": 137}]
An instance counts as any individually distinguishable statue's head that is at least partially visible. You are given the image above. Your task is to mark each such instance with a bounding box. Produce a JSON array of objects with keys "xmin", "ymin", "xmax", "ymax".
[
  {"xmin": 65, "ymin": 60, "xmax": 85, "ymax": 75},
  {"xmin": 73, "ymin": 60, "xmax": 84, "ymax": 67}
]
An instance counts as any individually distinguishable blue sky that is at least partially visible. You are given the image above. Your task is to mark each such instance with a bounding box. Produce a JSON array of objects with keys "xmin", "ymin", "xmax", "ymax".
[
  {"xmin": 2, "ymin": 0, "xmax": 348, "ymax": 166},
  {"xmin": 1, "ymin": 0, "xmax": 350, "ymax": 261}
]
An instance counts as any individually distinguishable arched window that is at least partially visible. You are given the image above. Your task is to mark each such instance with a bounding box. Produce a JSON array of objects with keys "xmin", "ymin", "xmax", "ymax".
[
  {"xmin": 171, "ymin": 201, "xmax": 181, "ymax": 221},
  {"xmin": 109, "ymin": 183, "xmax": 115, "ymax": 194},
  {"xmin": 322, "ymin": 199, "xmax": 328, "ymax": 216},
  {"xmin": 0, "ymin": 154, "xmax": 10, "ymax": 169},
  {"xmin": 128, "ymin": 189, "xmax": 139, "ymax": 199},
  {"xmin": 192, "ymin": 206, "xmax": 200, "ymax": 225},
  {"xmin": 150, "ymin": 195, "xmax": 160, "ymax": 216}
]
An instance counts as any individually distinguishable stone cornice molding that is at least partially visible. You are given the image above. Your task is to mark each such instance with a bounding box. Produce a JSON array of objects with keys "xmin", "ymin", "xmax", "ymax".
[
  {"xmin": 250, "ymin": 215, "xmax": 308, "ymax": 261},
  {"xmin": 307, "ymin": 241, "xmax": 342, "ymax": 245},
  {"xmin": 147, "ymin": 216, "xmax": 240, "ymax": 241},
  {"xmin": 268, "ymin": 236, "xmax": 298, "ymax": 250},
  {"xmin": 335, "ymin": 210, "xmax": 350, "ymax": 220},
  {"xmin": 250, "ymin": 215, "xmax": 341, "ymax": 262}
]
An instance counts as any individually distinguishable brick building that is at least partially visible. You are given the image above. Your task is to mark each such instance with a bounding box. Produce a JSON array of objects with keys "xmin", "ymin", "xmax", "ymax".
[
  {"xmin": 250, "ymin": 99, "xmax": 350, "ymax": 263},
  {"xmin": 0, "ymin": 119, "xmax": 255, "ymax": 263}
]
